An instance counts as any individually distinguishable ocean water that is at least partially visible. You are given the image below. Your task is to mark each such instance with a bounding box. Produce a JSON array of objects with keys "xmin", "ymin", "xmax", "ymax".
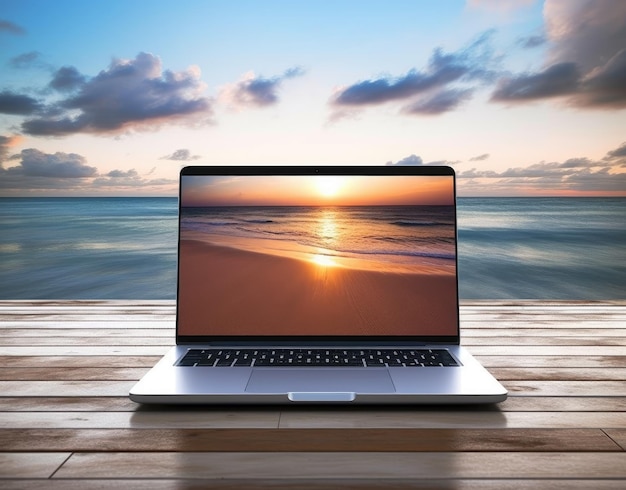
[
  {"xmin": 0, "ymin": 198, "xmax": 178, "ymax": 299},
  {"xmin": 180, "ymin": 205, "xmax": 456, "ymax": 274},
  {"xmin": 0, "ymin": 197, "xmax": 624, "ymax": 299},
  {"xmin": 457, "ymin": 197, "xmax": 625, "ymax": 299}
]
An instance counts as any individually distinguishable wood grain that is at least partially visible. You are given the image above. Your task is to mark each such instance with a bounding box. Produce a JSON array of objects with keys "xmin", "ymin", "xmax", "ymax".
[
  {"xmin": 52, "ymin": 452, "xmax": 626, "ymax": 479},
  {"xmin": 0, "ymin": 428, "xmax": 619, "ymax": 452},
  {"xmin": 1, "ymin": 300, "xmax": 624, "ymax": 486}
]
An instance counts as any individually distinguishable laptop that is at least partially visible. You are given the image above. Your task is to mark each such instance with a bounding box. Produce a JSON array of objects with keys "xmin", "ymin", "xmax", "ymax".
[{"xmin": 130, "ymin": 165, "xmax": 507, "ymax": 404}]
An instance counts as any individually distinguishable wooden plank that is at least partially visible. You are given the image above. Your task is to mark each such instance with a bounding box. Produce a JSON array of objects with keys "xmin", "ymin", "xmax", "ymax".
[
  {"xmin": 461, "ymin": 322, "xmax": 626, "ymax": 335},
  {"xmin": 7, "ymin": 335, "xmax": 626, "ymax": 347},
  {"xmin": 277, "ymin": 410, "xmax": 626, "ymax": 429},
  {"xmin": 2, "ymin": 379, "xmax": 626, "ymax": 398},
  {"xmin": 0, "ymin": 396, "xmax": 139, "ymax": 412},
  {"xmin": 4, "ymin": 479, "xmax": 626, "ymax": 490},
  {"xmin": 462, "ymin": 337, "xmax": 626, "ymax": 346},
  {"xmin": 13, "ymin": 324, "xmax": 626, "ymax": 336},
  {"xmin": 462, "ymin": 327, "xmax": 626, "ymax": 335},
  {"xmin": 0, "ymin": 356, "xmax": 161, "ymax": 368},
  {"xmin": 2, "ymin": 409, "xmax": 626, "ymax": 430},
  {"xmin": 0, "ymin": 367, "xmax": 150, "ymax": 381},
  {"xmin": 1, "ymin": 337, "xmax": 173, "ymax": 346},
  {"xmin": 0, "ymin": 314, "xmax": 174, "ymax": 322},
  {"xmin": 0, "ymin": 452, "xmax": 70, "ymax": 478},
  {"xmin": 0, "ymin": 356, "xmax": 626, "ymax": 372},
  {"xmin": 3, "ymin": 345, "xmax": 626, "ymax": 357},
  {"xmin": 489, "ymin": 368, "xmax": 626, "ymax": 381},
  {"xmin": 460, "ymin": 314, "xmax": 626, "ymax": 322},
  {"xmin": 51, "ymin": 452, "xmax": 626, "ymax": 479},
  {"xmin": 2, "ymin": 355, "xmax": 626, "ymax": 370},
  {"xmin": 498, "ymin": 396, "xmax": 626, "ymax": 412},
  {"xmin": 504, "ymin": 380, "xmax": 626, "ymax": 396},
  {"xmin": 2, "ymin": 335, "xmax": 626, "ymax": 346},
  {"xmin": 0, "ymin": 300, "xmax": 174, "ymax": 306},
  {"xmin": 0, "ymin": 346, "xmax": 170, "ymax": 356},
  {"xmin": 1, "ymin": 395, "xmax": 625, "ymax": 413},
  {"xmin": 475, "ymin": 355, "xmax": 626, "ymax": 368},
  {"xmin": 466, "ymin": 346, "xmax": 626, "ymax": 356},
  {"xmin": 5, "ymin": 366, "xmax": 621, "ymax": 382},
  {"xmin": 10, "ymin": 298, "xmax": 620, "ymax": 306},
  {"xmin": 0, "ymin": 428, "xmax": 620, "ymax": 452},
  {"xmin": 4, "ymin": 310, "xmax": 623, "ymax": 321},
  {"xmin": 604, "ymin": 429, "xmax": 626, "ymax": 450},
  {"xmin": 0, "ymin": 327, "xmax": 174, "ymax": 335},
  {"xmin": 0, "ymin": 411, "xmax": 282, "ymax": 429},
  {"xmin": 460, "ymin": 307, "xmax": 626, "ymax": 315},
  {"xmin": 0, "ymin": 380, "xmax": 135, "ymax": 397}
]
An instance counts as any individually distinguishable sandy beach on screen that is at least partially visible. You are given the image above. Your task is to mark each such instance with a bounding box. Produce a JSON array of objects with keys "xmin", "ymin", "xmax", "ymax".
[{"xmin": 178, "ymin": 239, "xmax": 458, "ymax": 337}]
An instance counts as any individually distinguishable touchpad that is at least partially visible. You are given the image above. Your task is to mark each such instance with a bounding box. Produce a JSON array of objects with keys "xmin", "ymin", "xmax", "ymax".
[{"xmin": 245, "ymin": 369, "xmax": 395, "ymax": 393}]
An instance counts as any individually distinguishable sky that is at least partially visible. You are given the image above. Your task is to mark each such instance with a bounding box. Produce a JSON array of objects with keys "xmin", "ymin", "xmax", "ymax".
[
  {"xmin": 181, "ymin": 175, "xmax": 454, "ymax": 206},
  {"xmin": 0, "ymin": 0, "xmax": 625, "ymax": 197}
]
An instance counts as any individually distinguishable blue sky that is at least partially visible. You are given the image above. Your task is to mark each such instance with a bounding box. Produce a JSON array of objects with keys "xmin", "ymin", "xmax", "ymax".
[{"xmin": 0, "ymin": 0, "xmax": 625, "ymax": 196}]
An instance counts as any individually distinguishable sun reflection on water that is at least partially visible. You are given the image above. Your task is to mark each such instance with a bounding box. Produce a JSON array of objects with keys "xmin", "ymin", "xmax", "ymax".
[{"xmin": 311, "ymin": 254, "xmax": 337, "ymax": 267}]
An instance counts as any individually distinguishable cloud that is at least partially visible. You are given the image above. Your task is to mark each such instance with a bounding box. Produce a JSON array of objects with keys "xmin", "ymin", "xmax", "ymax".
[
  {"xmin": 469, "ymin": 153, "xmax": 490, "ymax": 161},
  {"xmin": 458, "ymin": 152, "xmax": 626, "ymax": 194},
  {"xmin": 386, "ymin": 155, "xmax": 425, "ymax": 166},
  {"xmin": 105, "ymin": 169, "xmax": 139, "ymax": 179},
  {"xmin": 0, "ymin": 134, "xmax": 22, "ymax": 162},
  {"xmin": 49, "ymin": 66, "xmax": 87, "ymax": 92},
  {"xmin": 491, "ymin": 0, "xmax": 626, "ymax": 109},
  {"xmin": 385, "ymin": 144, "xmax": 626, "ymax": 195},
  {"xmin": 220, "ymin": 67, "xmax": 305, "ymax": 109},
  {"xmin": 330, "ymin": 31, "xmax": 498, "ymax": 117},
  {"xmin": 467, "ymin": 0, "xmax": 537, "ymax": 14},
  {"xmin": 385, "ymin": 155, "xmax": 460, "ymax": 166},
  {"xmin": 92, "ymin": 169, "xmax": 176, "ymax": 189},
  {"xmin": 0, "ymin": 19, "xmax": 25, "ymax": 35},
  {"xmin": 9, "ymin": 51, "xmax": 48, "ymax": 70},
  {"xmin": 517, "ymin": 34, "xmax": 547, "ymax": 49},
  {"xmin": 160, "ymin": 148, "xmax": 201, "ymax": 161},
  {"xmin": 0, "ymin": 91, "xmax": 43, "ymax": 115},
  {"xmin": 5, "ymin": 149, "xmax": 98, "ymax": 178},
  {"xmin": 0, "ymin": 147, "xmax": 176, "ymax": 195},
  {"xmin": 574, "ymin": 49, "xmax": 626, "ymax": 108},
  {"xmin": 21, "ymin": 52, "xmax": 213, "ymax": 136},
  {"xmin": 469, "ymin": 153, "xmax": 491, "ymax": 162},
  {"xmin": 604, "ymin": 141, "xmax": 626, "ymax": 163},
  {"xmin": 491, "ymin": 62, "xmax": 580, "ymax": 102},
  {"xmin": 544, "ymin": 0, "xmax": 626, "ymax": 73},
  {"xmin": 401, "ymin": 88, "xmax": 473, "ymax": 115}
]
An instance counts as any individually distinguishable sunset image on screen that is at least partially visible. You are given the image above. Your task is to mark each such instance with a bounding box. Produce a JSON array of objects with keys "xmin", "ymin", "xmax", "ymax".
[{"xmin": 178, "ymin": 175, "xmax": 458, "ymax": 337}]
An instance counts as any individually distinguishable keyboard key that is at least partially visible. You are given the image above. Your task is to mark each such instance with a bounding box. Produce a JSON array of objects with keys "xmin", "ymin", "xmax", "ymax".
[{"xmin": 178, "ymin": 348, "xmax": 459, "ymax": 368}]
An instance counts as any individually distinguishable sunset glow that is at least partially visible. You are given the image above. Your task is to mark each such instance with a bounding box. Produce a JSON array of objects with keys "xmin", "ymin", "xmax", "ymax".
[
  {"xmin": 311, "ymin": 254, "xmax": 337, "ymax": 268},
  {"xmin": 181, "ymin": 175, "xmax": 454, "ymax": 207},
  {"xmin": 315, "ymin": 176, "xmax": 345, "ymax": 199}
]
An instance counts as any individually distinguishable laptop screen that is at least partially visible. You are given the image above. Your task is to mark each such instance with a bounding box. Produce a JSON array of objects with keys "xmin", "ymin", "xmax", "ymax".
[{"xmin": 177, "ymin": 167, "xmax": 459, "ymax": 341}]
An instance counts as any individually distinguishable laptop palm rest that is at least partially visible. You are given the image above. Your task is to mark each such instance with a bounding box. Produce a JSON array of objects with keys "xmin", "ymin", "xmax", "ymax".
[{"xmin": 245, "ymin": 368, "xmax": 395, "ymax": 399}]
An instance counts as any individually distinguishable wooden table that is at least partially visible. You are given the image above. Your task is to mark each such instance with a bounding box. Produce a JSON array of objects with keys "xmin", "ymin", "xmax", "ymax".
[{"xmin": 1, "ymin": 300, "xmax": 625, "ymax": 488}]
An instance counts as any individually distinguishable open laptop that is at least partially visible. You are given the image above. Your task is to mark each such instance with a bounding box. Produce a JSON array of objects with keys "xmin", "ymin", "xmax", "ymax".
[{"xmin": 130, "ymin": 165, "xmax": 507, "ymax": 404}]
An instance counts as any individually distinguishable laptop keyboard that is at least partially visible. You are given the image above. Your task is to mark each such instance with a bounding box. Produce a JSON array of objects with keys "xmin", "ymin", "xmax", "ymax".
[{"xmin": 177, "ymin": 348, "xmax": 459, "ymax": 367}]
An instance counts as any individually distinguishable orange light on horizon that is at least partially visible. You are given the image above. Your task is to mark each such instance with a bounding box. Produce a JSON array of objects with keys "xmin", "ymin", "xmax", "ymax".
[
  {"xmin": 182, "ymin": 175, "xmax": 454, "ymax": 207},
  {"xmin": 314, "ymin": 176, "xmax": 346, "ymax": 199},
  {"xmin": 311, "ymin": 254, "xmax": 337, "ymax": 267}
]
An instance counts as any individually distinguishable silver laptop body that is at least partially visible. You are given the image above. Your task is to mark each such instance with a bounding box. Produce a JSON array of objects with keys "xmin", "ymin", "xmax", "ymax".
[{"xmin": 130, "ymin": 165, "xmax": 507, "ymax": 404}]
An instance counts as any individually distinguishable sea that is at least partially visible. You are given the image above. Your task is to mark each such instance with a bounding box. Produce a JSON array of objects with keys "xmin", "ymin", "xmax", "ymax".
[
  {"xmin": 0, "ymin": 197, "xmax": 624, "ymax": 299},
  {"xmin": 180, "ymin": 204, "xmax": 456, "ymax": 274}
]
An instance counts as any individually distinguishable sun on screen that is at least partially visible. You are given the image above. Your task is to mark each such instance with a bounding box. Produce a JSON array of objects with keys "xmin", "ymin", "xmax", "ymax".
[
  {"xmin": 311, "ymin": 254, "xmax": 337, "ymax": 267},
  {"xmin": 315, "ymin": 176, "xmax": 344, "ymax": 198}
]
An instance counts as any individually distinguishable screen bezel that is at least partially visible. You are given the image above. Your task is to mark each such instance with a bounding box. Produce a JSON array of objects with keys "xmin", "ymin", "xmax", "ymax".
[{"xmin": 176, "ymin": 165, "xmax": 460, "ymax": 345}]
